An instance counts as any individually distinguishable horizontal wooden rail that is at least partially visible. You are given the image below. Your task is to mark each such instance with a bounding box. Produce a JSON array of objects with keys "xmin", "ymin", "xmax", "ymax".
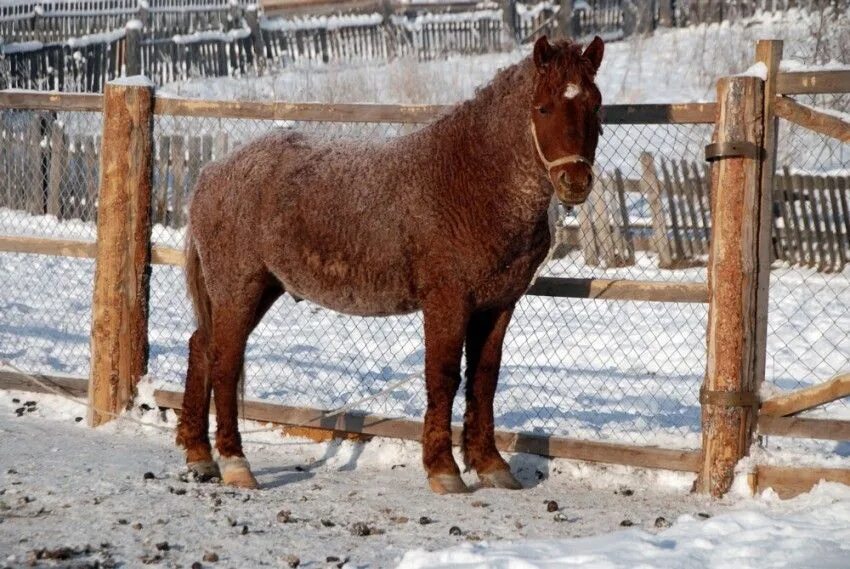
[
  {"xmin": 0, "ymin": 370, "xmax": 89, "ymax": 398},
  {"xmin": 154, "ymin": 389, "xmax": 701, "ymax": 472},
  {"xmin": 602, "ymin": 103, "xmax": 716, "ymax": 124},
  {"xmin": 0, "ymin": 236, "xmax": 182, "ymax": 266},
  {"xmin": 758, "ymin": 415, "xmax": 850, "ymax": 441},
  {"xmin": 152, "ymin": 98, "xmax": 450, "ymax": 123},
  {"xmin": 760, "ymin": 373, "xmax": 850, "ymax": 417},
  {"xmin": 776, "ymin": 70, "xmax": 850, "ymax": 95},
  {"xmin": 774, "ymin": 96, "xmax": 850, "ymax": 143},
  {"xmin": 528, "ymin": 276, "xmax": 708, "ymax": 303},
  {"xmin": 751, "ymin": 465, "xmax": 850, "ymax": 499},
  {"xmin": 0, "ymin": 238, "xmax": 707, "ymax": 303},
  {"xmin": 0, "ymin": 91, "xmax": 103, "ymax": 112},
  {"xmin": 1, "ymin": 90, "xmax": 716, "ymax": 125}
]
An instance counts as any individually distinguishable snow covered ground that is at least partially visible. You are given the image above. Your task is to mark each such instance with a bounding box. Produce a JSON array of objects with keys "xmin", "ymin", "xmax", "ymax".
[{"xmin": 2, "ymin": 389, "xmax": 850, "ymax": 568}]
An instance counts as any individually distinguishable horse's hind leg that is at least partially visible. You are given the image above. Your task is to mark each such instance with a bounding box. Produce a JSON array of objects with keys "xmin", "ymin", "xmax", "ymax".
[
  {"xmin": 463, "ymin": 305, "xmax": 522, "ymax": 490},
  {"xmin": 176, "ymin": 329, "xmax": 219, "ymax": 481},
  {"xmin": 210, "ymin": 277, "xmax": 283, "ymax": 489},
  {"xmin": 422, "ymin": 292, "xmax": 470, "ymax": 494}
]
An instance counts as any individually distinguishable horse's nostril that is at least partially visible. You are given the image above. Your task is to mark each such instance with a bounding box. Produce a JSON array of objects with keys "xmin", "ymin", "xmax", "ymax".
[{"xmin": 586, "ymin": 173, "xmax": 593, "ymax": 186}]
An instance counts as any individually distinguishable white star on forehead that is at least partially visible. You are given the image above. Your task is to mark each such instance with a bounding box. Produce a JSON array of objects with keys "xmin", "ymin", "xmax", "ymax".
[{"xmin": 563, "ymin": 83, "xmax": 581, "ymax": 99}]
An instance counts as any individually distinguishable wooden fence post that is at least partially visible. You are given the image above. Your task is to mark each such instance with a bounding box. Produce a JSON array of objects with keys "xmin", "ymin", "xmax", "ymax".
[
  {"xmin": 88, "ymin": 78, "xmax": 155, "ymax": 427},
  {"xmin": 557, "ymin": 0, "xmax": 573, "ymax": 39},
  {"xmin": 697, "ymin": 74, "xmax": 767, "ymax": 496},
  {"xmin": 501, "ymin": 0, "xmax": 517, "ymax": 43},
  {"xmin": 125, "ymin": 21, "xmax": 143, "ymax": 77},
  {"xmin": 245, "ymin": 6, "xmax": 266, "ymax": 74}
]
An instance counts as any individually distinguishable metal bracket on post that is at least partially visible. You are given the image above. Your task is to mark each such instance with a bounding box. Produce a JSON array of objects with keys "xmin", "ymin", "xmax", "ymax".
[{"xmin": 704, "ymin": 141, "xmax": 766, "ymax": 162}]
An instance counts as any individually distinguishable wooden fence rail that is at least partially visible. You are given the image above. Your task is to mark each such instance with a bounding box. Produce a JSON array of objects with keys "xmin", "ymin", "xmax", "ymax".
[{"xmin": 3, "ymin": 106, "xmax": 846, "ymax": 271}]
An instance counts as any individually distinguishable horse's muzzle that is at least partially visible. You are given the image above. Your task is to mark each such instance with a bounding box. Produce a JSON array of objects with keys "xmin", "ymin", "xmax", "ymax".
[{"xmin": 554, "ymin": 169, "xmax": 593, "ymax": 206}]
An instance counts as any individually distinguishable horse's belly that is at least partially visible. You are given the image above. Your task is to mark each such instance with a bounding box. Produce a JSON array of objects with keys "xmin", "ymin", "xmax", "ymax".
[{"xmin": 270, "ymin": 257, "xmax": 420, "ymax": 317}]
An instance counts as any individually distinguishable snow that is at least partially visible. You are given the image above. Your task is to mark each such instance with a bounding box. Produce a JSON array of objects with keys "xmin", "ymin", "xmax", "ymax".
[
  {"xmin": 0, "ymin": 40, "xmax": 43, "ymax": 55},
  {"xmin": 399, "ymin": 485, "xmax": 850, "ymax": 568},
  {"xmin": 260, "ymin": 13, "xmax": 385, "ymax": 32},
  {"xmin": 2, "ymin": 389, "xmax": 850, "ymax": 568},
  {"xmin": 110, "ymin": 74, "xmax": 155, "ymax": 87},
  {"xmin": 66, "ymin": 28, "xmax": 126, "ymax": 48},
  {"xmin": 125, "ymin": 18, "xmax": 144, "ymax": 31},
  {"xmin": 738, "ymin": 61, "xmax": 767, "ymax": 80},
  {"xmin": 172, "ymin": 26, "xmax": 251, "ymax": 45}
]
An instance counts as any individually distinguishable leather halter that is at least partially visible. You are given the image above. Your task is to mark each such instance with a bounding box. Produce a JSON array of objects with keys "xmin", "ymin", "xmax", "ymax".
[{"xmin": 531, "ymin": 120, "xmax": 593, "ymax": 173}]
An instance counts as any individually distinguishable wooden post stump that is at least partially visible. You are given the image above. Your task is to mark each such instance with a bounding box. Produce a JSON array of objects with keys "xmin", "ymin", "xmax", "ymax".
[
  {"xmin": 697, "ymin": 75, "xmax": 767, "ymax": 496},
  {"xmin": 88, "ymin": 78, "xmax": 155, "ymax": 427}
]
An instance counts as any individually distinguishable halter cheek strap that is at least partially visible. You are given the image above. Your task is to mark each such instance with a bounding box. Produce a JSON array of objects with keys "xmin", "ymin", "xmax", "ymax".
[{"xmin": 531, "ymin": 120, "xmax": 593, "ymax": 172}]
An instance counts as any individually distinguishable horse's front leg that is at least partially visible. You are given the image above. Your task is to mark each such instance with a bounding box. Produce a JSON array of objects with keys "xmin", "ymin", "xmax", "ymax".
[
  {"xmin": 422, "ymin": 292, "xmax": 470, "ymax": 494},
  {"xmin": 463, "ymin": 304, "xmax": 522, "ymax": 489}
]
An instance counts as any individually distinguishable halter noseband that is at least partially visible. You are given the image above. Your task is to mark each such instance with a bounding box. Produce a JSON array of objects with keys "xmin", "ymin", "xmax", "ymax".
[{"xmin": 531, "ymin": 120, "xmax": 593, "ymax": 173}]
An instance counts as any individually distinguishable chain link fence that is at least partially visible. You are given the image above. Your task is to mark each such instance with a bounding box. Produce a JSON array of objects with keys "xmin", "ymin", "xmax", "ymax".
[
  {"xmin": 143, "ymin": 114, "xmax": 712, "ymax": 449},
  {"xmin": 0, "ymin": 109, "xmax": 102, "ymax": 381},
  {"xmin": 2, "ymin": 97, "xmax": 846, "ymax": 450}
]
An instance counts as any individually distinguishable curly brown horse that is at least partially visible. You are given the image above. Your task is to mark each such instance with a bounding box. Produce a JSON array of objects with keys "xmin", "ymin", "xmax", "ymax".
[{"xmin": 176, "ymin": 35, "xmax": 605, "ymax": 494}]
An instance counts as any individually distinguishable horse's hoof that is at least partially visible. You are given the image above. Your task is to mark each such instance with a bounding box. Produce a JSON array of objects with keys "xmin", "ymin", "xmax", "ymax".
[
  {"xmin": 428, "ymin": 474, "xmax": 470, "ymax": 495},
  {"xmin": 187, "ymin": 460, "xmax": 221, "ymax": 483},
  {"xmin": 220, "ymin": 457, "xmax": 259, "ymax": 490},
  {"xmin": 479, "ymin": 469, "xmax": 523, "ymax": 490}
]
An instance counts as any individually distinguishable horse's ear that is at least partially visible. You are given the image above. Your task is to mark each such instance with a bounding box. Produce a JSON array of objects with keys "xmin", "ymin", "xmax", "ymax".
[
  {"xmin": 583, "ymin": 36, "xmax": 604, "ymax": 75},
  {"xmin": 533, "ymin": 35, "xmax": 554, "ymax": 72}
]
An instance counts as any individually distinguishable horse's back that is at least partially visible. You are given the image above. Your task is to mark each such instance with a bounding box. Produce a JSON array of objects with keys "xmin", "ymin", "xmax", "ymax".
[{"xmin": 191, "ymin": 128, "xmax": 423, "ymax": 316}]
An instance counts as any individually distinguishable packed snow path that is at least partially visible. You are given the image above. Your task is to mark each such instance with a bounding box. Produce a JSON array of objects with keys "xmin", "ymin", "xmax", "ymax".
[{"xmin": 1, "ymin": 390, "xmax": 722, "ymax": 568}]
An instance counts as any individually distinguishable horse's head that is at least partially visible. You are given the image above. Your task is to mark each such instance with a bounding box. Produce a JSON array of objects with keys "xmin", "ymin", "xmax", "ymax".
[{"xmin": 531, "ymin": 35, "xmax": 604, "ymax": 206}]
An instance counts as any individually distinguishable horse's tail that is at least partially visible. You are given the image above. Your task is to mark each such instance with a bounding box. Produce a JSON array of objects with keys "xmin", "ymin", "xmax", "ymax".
[{"xmin": 185, "ymin": 227, "xmax": 212, "ymax": 344}]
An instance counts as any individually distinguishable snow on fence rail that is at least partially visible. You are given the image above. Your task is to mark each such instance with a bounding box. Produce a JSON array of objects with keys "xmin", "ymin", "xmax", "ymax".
[{"xmin": 1, "ymin": 47, "xmax": 848, "ymax": 498}]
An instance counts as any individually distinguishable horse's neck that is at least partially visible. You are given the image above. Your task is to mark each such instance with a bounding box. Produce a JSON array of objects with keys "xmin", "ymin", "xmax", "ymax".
[{"xmin": 435, "ymin": 70, "xmax": 553, "ymax": 220}]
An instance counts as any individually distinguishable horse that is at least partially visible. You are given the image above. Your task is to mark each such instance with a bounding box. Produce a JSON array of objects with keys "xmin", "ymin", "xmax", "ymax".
[{"xmin": 175, "ymin": 35, "xmax": 605, "ymax": 494}]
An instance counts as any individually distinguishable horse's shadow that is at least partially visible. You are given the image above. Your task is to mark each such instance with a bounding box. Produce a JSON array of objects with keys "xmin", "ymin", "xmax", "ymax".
[{"xmin": 256, "ymin": 439, "xmax": 366, "ymax": 489}]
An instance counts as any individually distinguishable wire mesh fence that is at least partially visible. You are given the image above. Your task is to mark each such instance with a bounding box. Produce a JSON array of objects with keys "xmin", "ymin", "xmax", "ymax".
[
  {"xmin": 1, "ymin": 98, "xmax": 846, "ymax": 449},
  {"xmin": 143, "ymin": 114, "xmax": 713, "ymax": 449},
  {"xmin": 766, "ymin": 94, "xmax": 850, "ymax": 417}
]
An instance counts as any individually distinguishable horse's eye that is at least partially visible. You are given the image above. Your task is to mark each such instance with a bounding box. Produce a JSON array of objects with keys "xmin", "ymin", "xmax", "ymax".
[
  {"xmin": 537, "ymin": 105, "xmax": 550, "ymax": 115},
  {"xmin": 593, "ymin": 104, "xmax": 601, "ymax": 114}
]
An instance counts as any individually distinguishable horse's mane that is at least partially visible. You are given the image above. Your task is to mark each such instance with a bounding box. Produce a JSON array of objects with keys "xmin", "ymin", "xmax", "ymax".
[{"xmin": 427, "ymin": 39, "xmax": 591, "ymax": 135}]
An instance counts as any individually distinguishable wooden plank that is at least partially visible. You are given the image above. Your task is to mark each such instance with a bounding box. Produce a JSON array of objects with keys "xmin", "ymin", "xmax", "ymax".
[
  {"xmin": 613, "ymin": 169, "xmax": 635, "ymax": 265},
  {"xmin": 805, "ymin": 175, "xmax": 827, "ymax": 271},
  {"xmin": 760, "ymin": 373, "xmax": 850, "ymax": 417},
  {"xmin": 154, "ymin": 97, "xmax": 450, "ymax": 124},
  {"xmin": 528, "ymin": 277, "xmax": 707, "ymax": 303},
  {"xmin": 777, "ymin": 172, "xmax": 798, "ymax": 266},
  {"xmin": 797, "ymin": 174, "xmax": 817, "ymax": 268},
  {"xmin": 776, "ymin": 70, "xmax": 850, "ymax": 95},
  {"xmin": 88, "ymin": 80, "xmax": 154, "ymax": 427},
  {"xmin": 152, "ymin": 97, "xmax": 715, "ymax": 125},
  {"xmin": 0, "ymin": 370, "xmax": 89, "ymax": 399},
  {"xmin": 153, "ymin": 389, "xmax": 701, "ymax": 472},
  {"xmin": 602, "ymin": 103, "xmax": 716, "ymax": 124},
  {"xmin": 154, "ymin": 136, "xmax": 170, "ymax": 225},
  {"xmin": 660, "ymin": 160, "xmax": 688, "ymax": 261},
  {"xmin": 640, "ymin": 152, "xmax": 673, "ymax": 268},
  {"xmin": 0, "ymin": 235, "xmax": 96, "ymax": 258},
  {"xmin": 759, "ymin": 415, "xmax": 850, "ymax": 441},
  {"xmin": 815, "ymin": 176, "xmax": 837, "ymax": 272},
  {"xmin": 0, "ymin": 91, "xmax": 103, "ymax": 112},
  {"xmin": 838, "ymin": 176, "xmax": 850, "ymax": 270},
  {"xmin": 826, "ymin": 176, "xmax": 847, "ymax": 271},
  {"xmin": 169, "ymin": 135, "xmax": 185, "ymax": 228},
  {"xmin": 774, "ymin": 96, "xmax": 850, "ymax": 143},
  {"xmin": 698, "ymin": 75, "xmax": 766, "ymax": 498},
  {"xmin": 752, "ymin": 465, "xmax": 850, "ymax": 499},
  {"xmin": 46, "ymin": 122, "xmax": 66, "ymax": 218}
]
